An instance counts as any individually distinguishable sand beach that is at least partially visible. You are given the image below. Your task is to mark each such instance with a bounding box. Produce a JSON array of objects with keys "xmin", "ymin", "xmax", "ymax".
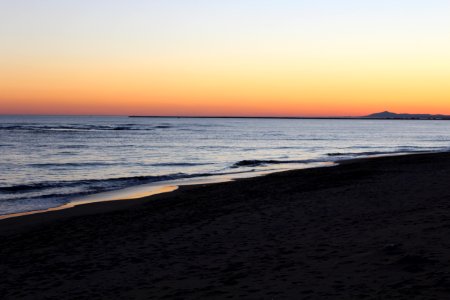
[{"xmin": 2, "ymin": 152, "xmax": 450, "ymax": 299}]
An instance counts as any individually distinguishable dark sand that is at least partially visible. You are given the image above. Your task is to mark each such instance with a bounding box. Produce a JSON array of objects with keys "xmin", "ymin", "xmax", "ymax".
[{"xmin": 2, "ymin": 152, "xmax": 450, "ymax": 299}]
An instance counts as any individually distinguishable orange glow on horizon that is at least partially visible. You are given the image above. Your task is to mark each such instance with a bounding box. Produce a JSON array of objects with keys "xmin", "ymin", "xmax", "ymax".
[{"xmin": 1, "ymin": 59, "xmax": 449, "ymax": 117}]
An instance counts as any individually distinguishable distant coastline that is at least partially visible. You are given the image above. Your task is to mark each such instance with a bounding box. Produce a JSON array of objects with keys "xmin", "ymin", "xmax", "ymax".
[
  {"xmin": 129, "ymin": 114, "xmax": 450, "ymax": 120},
  {"xmin": 1, "ymin": 112, "xmax": 449, "ymax": 120},
  {"xmin": 130, "ymin": 110, "xmax": 450, "ymax": 120},
  {"xmin": 129, "ymin": 116, "xmax": 361, "ymax": 120}
]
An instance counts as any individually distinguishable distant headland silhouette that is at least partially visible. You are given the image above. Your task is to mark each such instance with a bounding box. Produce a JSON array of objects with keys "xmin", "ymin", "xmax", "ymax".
[{"xmin": 363, "ymin": 111, "xmax": 450, "ymax": 120}]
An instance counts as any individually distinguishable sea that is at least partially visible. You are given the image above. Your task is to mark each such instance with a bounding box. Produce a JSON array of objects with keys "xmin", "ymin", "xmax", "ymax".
[{"xmin": 1, "ymin": 115, "xmax": 450, "ymax": 216}]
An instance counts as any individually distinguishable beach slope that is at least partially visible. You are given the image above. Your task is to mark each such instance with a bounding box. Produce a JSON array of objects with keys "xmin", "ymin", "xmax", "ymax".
[{"xmin": 2, "ymin": 153, "xmax": 450, "ymax": 299}]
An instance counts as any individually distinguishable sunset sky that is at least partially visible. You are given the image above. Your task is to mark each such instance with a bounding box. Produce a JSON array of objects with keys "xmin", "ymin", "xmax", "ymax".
[{"xmin": 1, "ymin": 0, "xmax": 449, "ymax": 116}]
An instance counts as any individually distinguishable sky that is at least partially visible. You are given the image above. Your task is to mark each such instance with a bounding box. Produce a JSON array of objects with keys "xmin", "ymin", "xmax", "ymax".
[{"xmin": 0, "ymin": 0, "xmax": 449, "ymax": 116}]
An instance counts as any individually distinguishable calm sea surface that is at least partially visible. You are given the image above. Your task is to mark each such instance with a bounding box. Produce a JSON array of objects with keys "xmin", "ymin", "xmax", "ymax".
[{"xmin": 1, "ymin": 115, "xmax": 450, "ymax": 216}]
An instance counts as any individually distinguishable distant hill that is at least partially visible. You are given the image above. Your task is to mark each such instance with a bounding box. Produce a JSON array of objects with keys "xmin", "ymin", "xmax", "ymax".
[{"xmin": 363, "ymin": 111, "xmax": 450, "ymax": 120}]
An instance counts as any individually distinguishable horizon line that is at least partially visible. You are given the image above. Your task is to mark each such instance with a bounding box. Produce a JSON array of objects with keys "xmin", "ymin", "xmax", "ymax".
[
  {"xmin": 2, "ymin": 113, "xmax": 450, "ymax": 120},
  {"xmin": 0, "ymin": 113, "xmax": 358, "ymax": 118}
]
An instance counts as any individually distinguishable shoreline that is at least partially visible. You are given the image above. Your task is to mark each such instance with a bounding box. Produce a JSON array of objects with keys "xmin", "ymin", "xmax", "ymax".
[
  {"xmin": 0, "ymin": 151, "xmax": 441, "ymax": 232},
  {"xmin": 0, "ymin": 151, "xmax": 435, "ymax": 223},
  {"xmin": 0, "ymin": 161, "xmax": 333, "ymax": 222}
]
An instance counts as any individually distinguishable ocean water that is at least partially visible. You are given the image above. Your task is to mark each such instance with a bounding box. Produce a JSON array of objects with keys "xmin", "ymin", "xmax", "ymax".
[{"xmin": 1, "ymin": 115, "xmax": 450, "ymax": 216}]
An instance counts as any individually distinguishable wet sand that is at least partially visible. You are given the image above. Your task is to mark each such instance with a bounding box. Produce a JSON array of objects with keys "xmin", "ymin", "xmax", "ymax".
[{"xmin": 2, "ymin": 152, "xmax": 450, "ymax": 299}]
